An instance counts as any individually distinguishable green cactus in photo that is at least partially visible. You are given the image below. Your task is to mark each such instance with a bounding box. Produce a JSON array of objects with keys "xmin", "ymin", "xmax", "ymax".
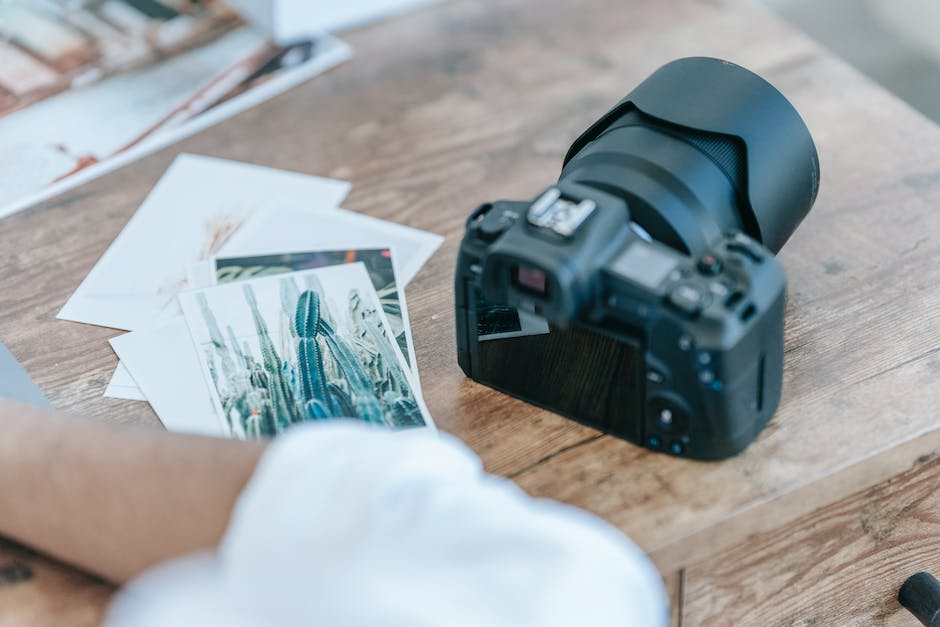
[
  {"xmin": 215, "ymin": 249, "xmax": 413, "ymax": 366},
  {"xmin": 199, "ymin": 273, "xmax": 426, "ymax": 438},
  {"xmin": 326, "ymin": 381, "xmax": 355, "ymax": 417},
  {"xmin": 349, "ymin": 289, "xmax": 408, "ymax": 393},
  {"xmin": 295, "ymin": 291, "xmax": 329, "ymax": 408},
  {"xmin": 303, "ymin": 399, "xmax": 331, "ymax": 421},
  {"xmin": 390, "ymin": 396, "xmax": 423, "ymax": 427},
  {"xmin": 280, "ymin": 278, "xmax": 301, "ymax": 338},
  {"xmin": 244, "ymin": 285, "xmax": 297, "ymax": 431},
  {"xmin": 318, "ymin": 323, "xmax": 385, "ymax": 423},
  {"xmin": 199, "ymin": 293, "xmax": 237, "ymax": 384}
]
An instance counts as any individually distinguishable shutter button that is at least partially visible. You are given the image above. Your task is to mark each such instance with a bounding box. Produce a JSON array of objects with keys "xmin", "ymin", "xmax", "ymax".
[{"xmin": 697, "ymin": 254, "xmax": 723, "ymax": 275}]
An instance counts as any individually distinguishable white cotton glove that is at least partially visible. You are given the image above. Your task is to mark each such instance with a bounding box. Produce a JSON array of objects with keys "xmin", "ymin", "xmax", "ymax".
[{"xmin": 105, "ymin": 422, "xmax": 668, "ymax": 627}]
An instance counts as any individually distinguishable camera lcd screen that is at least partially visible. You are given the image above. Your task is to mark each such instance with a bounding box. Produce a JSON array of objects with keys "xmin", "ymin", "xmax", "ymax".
[
  {"xmin": 474, "ymin": 304, "xmax": 642, "ymax": 440},
  {"xmin": 609, "ymin": 240, "xmax": 679, "ymax": 290}
]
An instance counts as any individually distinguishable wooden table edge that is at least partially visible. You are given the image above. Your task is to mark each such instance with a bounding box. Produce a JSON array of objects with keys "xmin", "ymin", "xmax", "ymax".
[{"xmin": 649, "ymin": 425, "xmax": 940, "ymax": 573}]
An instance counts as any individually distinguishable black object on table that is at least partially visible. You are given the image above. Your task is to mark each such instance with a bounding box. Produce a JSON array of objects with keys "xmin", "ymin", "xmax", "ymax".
[{"xmin": 900, "ymin": 572, "xmax": 940, "ymax": 626}]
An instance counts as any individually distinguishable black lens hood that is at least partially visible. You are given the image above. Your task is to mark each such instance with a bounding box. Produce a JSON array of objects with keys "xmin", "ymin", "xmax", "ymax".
[{"xmin": 563, "ymin": 57, "xmax": 820, "ymax": 254}]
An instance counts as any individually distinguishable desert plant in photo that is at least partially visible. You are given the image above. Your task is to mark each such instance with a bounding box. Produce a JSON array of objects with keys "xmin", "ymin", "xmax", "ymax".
[
  {"xmin": 198, "ymin": 276, "xmax": 423, "ymax": 438},
  {"xmin": 214, "ymin": 249, "xmax": 412, "ymax": 364}
]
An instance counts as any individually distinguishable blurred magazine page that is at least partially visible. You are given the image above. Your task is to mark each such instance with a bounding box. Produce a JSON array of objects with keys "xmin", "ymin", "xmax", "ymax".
[
  {"xmin": 0, "ymin": 1, "xmax": 350, "ymax": 219},
  {"xmin": 225, "ymin": 0, "xmax": 440, "ymax": 41}
]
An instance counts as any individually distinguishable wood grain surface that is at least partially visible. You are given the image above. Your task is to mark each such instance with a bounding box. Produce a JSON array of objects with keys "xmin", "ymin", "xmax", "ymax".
[
  {"xmin": 1, "ymin": 0, "xmax": 939, "ymax": 623},
  {"xmin": 683, "ymin": 451, "xmax": 940, "ymax": 626},
  {"xmin": 0, "ymin": 540, "xmax": 110, "ymax": 627}
]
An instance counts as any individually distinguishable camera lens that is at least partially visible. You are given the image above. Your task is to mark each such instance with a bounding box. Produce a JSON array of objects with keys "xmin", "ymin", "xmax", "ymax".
[{"xmin": 559, "ymin": 57, "xmax": 819, "ymax": 257}]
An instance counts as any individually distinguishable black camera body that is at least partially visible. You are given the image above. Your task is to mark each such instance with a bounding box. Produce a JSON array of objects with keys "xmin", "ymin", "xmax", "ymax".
[
  {"xmin": 456, "ymin": 183, "xmax": 785, "ymax": 459},
  {"xmin": 455, "ymin": 58, "xmax": 819, "ymax": 460}
]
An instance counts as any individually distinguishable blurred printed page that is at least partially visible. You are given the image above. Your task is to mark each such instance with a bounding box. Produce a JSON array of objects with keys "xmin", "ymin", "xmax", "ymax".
[
  {"xmin": 0, "ymin": 0, "xmax": 350, "ymax": 219},
  {"xmin": 224, "ymin": 0, "xmax": 440, "ymax": 41}
]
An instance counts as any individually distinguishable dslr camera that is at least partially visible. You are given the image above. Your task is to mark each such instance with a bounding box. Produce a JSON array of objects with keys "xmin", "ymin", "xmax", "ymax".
[{"xmin": 455, "ymin": 57, "xmax": 819, "ymax": 460}]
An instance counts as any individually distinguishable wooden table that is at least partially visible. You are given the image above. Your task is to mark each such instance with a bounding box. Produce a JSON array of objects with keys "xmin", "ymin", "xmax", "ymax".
[{"xmin": 2, "ymin": 0, "xmax": 940, "ymax": 624}]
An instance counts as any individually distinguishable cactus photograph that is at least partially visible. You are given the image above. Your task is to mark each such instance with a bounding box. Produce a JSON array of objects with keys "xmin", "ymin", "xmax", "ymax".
[
  {"xmin": 179, "ymin": 262, "xmax": 429, "ymax": 439},
  {"xmin": 211, "ymin": 248, "xmax": 417, "ymax": 374}
]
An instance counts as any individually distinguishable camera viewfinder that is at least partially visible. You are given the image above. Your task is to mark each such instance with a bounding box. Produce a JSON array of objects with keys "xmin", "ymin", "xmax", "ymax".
[{"xmin": 515, "ymin": 265, "xmax": 549, "ymax": 296}]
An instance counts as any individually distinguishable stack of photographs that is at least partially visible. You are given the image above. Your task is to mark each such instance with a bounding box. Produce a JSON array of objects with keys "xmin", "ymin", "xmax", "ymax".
[{"xmin": 59, "ymin": 154, "xmax": 444, "ymax": 437}]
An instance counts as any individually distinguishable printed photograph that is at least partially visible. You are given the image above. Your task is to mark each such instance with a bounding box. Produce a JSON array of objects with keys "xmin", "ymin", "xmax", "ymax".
[
  {"xmin": 57, "ymin": 154, "xmax": 349, "ymax": 333},
  {"xmin": 213, "ymin": 248, "xmax": 416, "ymax": 370},
  {"xmin": 179, "ymin": 263, "xmax": 430, "ymax": 439},
  {"xmin": 0, "ymin": 0, "xmax": 350, "ymax": 218},
  {"xmin": 215, "ymin": 206, "xmax": 444, "ymax": 287}
]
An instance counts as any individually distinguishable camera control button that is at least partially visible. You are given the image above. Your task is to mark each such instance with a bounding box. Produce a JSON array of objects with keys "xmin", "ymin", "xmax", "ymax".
[
  {"xmin": 646, "ymin": 369, "xmax": 666, "ymax": 384},
  {"xmin": 666, "ymin": 282, "xmax": 711, "ymax": 317},
  {"xmin": 709, "ymin": 279, "xmax": 737, "ymax": 299},
  {"xmin": 697, "ymin": 254, "xmax": 723, "ymax": 276},
  {"xmin": 477, "ymin": 210, "xmax": 516, "ymax": 242},
  {"xmin": 648, "ymin": 397, "xmax": 690, "ymax": 435},
  {"xmin": 726, "ymin": 241, "xmax": 765, "ymax": 264}
]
